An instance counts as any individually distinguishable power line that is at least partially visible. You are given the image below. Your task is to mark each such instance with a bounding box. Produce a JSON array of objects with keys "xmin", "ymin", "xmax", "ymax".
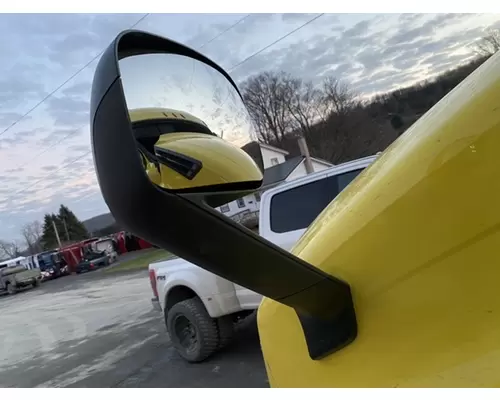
[
  {"xmin": 216, "ymin": 13, "xmax": 325, "ymax": 108},
  {"xmin": 3, "ymin": 14, "xmax": 261, "ymax": 220},
  {"xmin": 0, "ymin": 13, "xmax": 150, "ymax": 139},
  {"xmin": 199, "ymin": 14, "xmax": 251, "ymax": 49},
  {"xmin": 13, "ymin": 123, "xmax": 88, "ymax": 172},
  {"xmin": 0, "ymin": 12, "xmax": 151, "ymax": 205},
  {"xmin": 188, "ymin": 16, "xmax": 251, "ymax": 93},
  {"xmin": 3, "ymin": 14, "xmax": 325, "ymax": 208},
  {"xmin": 228, "ymin": 13, "xmax": 325, "ymax": 72},
  {"xmin": 13, "ymin": 13, "xmax": 323, "ymax": 181},
  {"xmin": 3, "ymin": 11, "xmax": 241, "ymax": 146},
  {"xmin": 4, "ymin": 150, "xmax": 92, "ymax": 204},
  {"xmin": 0, "ymin": 14, "xmax": 150, "ymax": 177},
  {"xmin": 4, "ymin": 13, "xmax": 246, "ymax": 176}
]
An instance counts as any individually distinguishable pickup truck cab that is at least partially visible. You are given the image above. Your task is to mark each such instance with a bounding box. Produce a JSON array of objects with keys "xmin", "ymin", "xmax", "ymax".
[
  {"xmin": 259, "ymin": 154, "xmax": 377, "ymax": 252},
  {"xmin": 91, "ymin": 238, "xmax": 118, "ymax": 263},
  {"xmin": 0, "ymin": 264, "xmax": 42, "ymax": 295},
  {"xmin": 149, "ymin": 154, "xmax": 377, "ymax": 362}
]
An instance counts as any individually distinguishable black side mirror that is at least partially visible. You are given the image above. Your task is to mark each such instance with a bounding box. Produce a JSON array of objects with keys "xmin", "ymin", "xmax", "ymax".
[{"xmin": 90, "ymin": 29, "xmax": 358, "ymax": 359}]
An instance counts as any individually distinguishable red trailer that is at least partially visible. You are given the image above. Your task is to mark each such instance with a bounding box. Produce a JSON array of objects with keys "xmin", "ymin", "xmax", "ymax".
[
  {"xmin": 59, "ymin": 243, "xmax": 84, "ymax": 273},
  {"xmin": 58, "ymin": 238, "xmax": 100, "ymax": 273},
  {"xmin": 111, "ymin": 231, "xmax": 153, "ymax": 253},
  {"xmin": 137, "ymin": 237, "xmax": 153, "ymax": 250},
  {"xmin": 113, "ymin": 231, "xmax": 127, "ymax": 254}
]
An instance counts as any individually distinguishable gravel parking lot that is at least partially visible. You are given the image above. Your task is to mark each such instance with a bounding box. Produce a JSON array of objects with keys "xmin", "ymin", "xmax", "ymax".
[{"xmin": 0, "ymin": 270, "xmax": 268, "ymax": 388}]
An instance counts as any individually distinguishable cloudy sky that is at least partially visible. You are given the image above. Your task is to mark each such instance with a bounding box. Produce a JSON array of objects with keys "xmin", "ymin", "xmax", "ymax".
[{"xmin": 0, "ymin": 13, "xmax": 499, "ymax": 241}]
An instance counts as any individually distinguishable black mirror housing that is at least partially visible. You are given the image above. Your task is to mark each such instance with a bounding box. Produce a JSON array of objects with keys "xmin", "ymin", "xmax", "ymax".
[{"xmin": 90, "ymin": 29, "xmax": 358, "ymax": 360}]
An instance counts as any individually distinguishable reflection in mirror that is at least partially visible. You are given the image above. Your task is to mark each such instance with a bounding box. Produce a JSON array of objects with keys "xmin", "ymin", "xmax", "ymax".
[{"xmin": 119, "ymin": 54, "xmax": 263, "ymax": 193}]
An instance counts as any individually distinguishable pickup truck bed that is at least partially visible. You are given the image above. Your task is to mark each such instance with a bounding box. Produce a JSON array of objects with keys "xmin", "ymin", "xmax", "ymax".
[
  {"xmin": 76, "ymin": 253, "xmax": 110, "ymax": 273},
  {"xmin": 0, "ymin": 266, "xmax": 42, "ymax": 294}
]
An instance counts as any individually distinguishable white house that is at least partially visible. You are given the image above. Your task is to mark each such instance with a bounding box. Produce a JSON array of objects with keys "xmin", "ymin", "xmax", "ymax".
[{"xmin": 217, "ymin": 142, "xmax": 333, "ymax": 220}]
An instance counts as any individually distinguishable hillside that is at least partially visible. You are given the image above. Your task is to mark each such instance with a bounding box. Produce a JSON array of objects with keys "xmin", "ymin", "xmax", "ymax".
[
  {"xmin": 245, "ymin": 54, "xmax": 492, "ymax": 165},
  {"xmin": 366, "ymin": 55, "xmax": 489, "ymax": 134},
  {"xmin": 82, "ymin": 213, "xmax": 117, "ymax": 235}
]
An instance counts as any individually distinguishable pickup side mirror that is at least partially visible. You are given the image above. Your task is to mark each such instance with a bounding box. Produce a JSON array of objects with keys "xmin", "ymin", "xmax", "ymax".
[{"xmin": 90, "ymin": 29, "xmax": 357, "ymax": 359}]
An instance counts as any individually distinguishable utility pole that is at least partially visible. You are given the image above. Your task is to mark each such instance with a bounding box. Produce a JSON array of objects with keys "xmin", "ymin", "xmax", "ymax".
[
  {"xmin": 62, "ymin": 217, "xmax": 70, "ymax": 242},
  {"xmin": 297, "ymin": 136, "xmax": 314, "ymax": 174},
  {"xmin": 52, "ymin": 219, "xmax": 62, "ymax": 248}
]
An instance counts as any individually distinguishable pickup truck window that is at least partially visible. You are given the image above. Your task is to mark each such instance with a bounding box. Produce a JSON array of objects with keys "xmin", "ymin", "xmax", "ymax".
[
  {"xmin": 270, "ymin": 168, "xmax": 364, "ymax": 233},
  {"xmin": 337, "ymin": 168, "xmax": 363, "ymax": 192}
]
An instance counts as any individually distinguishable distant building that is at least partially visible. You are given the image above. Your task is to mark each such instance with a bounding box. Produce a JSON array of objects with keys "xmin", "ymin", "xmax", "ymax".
[{"xmin": 216, "ymin": 142, "xmax": 332, "ymax": 226}]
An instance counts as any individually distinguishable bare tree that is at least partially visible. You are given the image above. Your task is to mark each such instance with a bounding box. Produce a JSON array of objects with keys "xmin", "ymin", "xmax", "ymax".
[
  {"xmin": 0, "ymin": 240, "xmax": 21, "ymax": 260},
  {"xmin": 241, "ymin": 71, "xmax": 297, "ymax": 144},
  {"xmin": 287, "ymin": 80, "xmax": 323, "ymax": 138},
  {"xmin": 314, "ymin": 76, "xmax": 362, "ymax": 162},
  {"xmin": 21, "ymin": 221, "xmax": 43, "ymax": 255},
  {"xmin": 321, "ymin": 77, "xmax": 358, "ymax": 117},
  {"xmin": 473, "ymin": 29, "xmax": 500, "ymax": 57},
  {"xmin": 240, "ymin": 70, "xmax": 396, "ymax": 164}
]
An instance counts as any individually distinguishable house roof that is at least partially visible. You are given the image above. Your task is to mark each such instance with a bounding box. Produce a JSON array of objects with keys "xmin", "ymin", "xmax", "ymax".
[
  {"xmin": 241, "ymin": 141, "xmax": 265, "ymax": 172},
  {"xmin": 262, "ymin": 156, "xmax": 305, "ymax": 188},
  {"xmin": 259, "ymin": 142, "xmax": 290, "ymax": 155},
  {"xmin": 310, "ymin": 157, "xmax": 333, "ymax": 167},
  {"xmin": 241, "ymin": 141, "xmax": 332, "ymax": 182}
]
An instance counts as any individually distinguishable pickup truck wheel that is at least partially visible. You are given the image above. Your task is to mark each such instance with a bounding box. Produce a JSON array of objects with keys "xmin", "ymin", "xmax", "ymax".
[
  {"xmin": 6, "ymin": 283, "xmax": 17, "ymax": 295},
  {"xmin": 166, "ymin": 297, "xmax": 219, "ymax": 363},
  {"xmin": 216, "ymin": 316, "xmax": 234, "ymax": 350},
  {"xmin": 32, "ymin": 279, "xmax": 40, "ymax": 288}
]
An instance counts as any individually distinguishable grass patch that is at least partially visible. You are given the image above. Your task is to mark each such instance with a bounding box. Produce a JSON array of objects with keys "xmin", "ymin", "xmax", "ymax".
[{"xmin": 105, "ymin": 249, "xmax": 175, "ymax": 274}]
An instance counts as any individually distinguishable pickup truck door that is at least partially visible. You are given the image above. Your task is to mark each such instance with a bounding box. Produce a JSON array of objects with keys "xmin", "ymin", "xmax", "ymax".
[{"xmin": 233, "ymin": 283, "xmax": 262, "ymax": 309}]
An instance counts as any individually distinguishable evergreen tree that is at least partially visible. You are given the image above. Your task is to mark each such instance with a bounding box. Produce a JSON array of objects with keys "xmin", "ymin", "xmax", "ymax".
[
  {"xmin": 40, "ymin": 205, "xmax": 89, "ymax": 250},
  {"xmin": 57, "ymin": 204, "xmax": 89, "ymax": 242},
  {"xmin": 41, "ymin": 214, "xmax": 59, "ymax": 250}
]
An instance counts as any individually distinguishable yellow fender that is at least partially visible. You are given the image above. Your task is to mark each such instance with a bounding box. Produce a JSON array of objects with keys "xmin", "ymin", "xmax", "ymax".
[{"xmin": 258, "ymin": 53, "xmax": 500, "ymax": 387}]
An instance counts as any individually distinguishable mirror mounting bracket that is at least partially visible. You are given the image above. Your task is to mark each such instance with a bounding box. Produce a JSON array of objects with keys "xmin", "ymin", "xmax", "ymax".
[{"xmin": 297, "ymin": 295, "xmax": 357, "ymax": 360}]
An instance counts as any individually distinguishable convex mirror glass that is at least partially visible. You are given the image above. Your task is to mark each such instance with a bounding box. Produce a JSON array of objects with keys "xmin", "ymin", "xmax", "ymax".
[{"xmin": 119, "ymin": 53, "xmax": 263, "ymax": 192}]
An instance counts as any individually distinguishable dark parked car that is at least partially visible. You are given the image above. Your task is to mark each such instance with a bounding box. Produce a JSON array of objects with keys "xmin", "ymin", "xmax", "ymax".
[
  {"xmin": 76, "ymin": 251, "xmax": 110, "ymax": 274},
  {"xmin": 39, "ymin": 251, "xmax": 69, "ymax": 281}
]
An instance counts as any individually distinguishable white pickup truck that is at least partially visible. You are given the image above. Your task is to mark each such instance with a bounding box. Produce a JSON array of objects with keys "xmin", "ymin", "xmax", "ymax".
[{"xmin": 148, "ymin": 154, "xmax": 377, "ymax": 362}]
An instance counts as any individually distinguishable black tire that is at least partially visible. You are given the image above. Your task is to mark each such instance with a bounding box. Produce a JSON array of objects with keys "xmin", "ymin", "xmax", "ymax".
[
  {"xmin": 33, "ymin": 279, "xmax": 40, "ymax": 288},
  {"xmin": 216, "ymin": 315, "xmax": 235, "ymax": 350},
  {"xmin": 6, "ymin": 283, "xmax": 17, "ymax": 295},
  {"xmin": 166, "ymin": 297, "xmax": 219, "ymax": 363}
]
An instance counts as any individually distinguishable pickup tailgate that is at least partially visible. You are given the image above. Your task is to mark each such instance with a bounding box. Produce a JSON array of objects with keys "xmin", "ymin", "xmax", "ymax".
[
  {"xmin": 148, "ymin": 256, "xmax": 190, "ymax": 312},
  {"xmin": 149, "ymin": 260, "xmax": 166, "ymax": 311}
]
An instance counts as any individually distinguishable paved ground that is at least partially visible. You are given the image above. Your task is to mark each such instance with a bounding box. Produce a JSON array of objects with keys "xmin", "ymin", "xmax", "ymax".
[{"xmin": 0, "ymin": 269, "xmax": 268, "ymax": 388}]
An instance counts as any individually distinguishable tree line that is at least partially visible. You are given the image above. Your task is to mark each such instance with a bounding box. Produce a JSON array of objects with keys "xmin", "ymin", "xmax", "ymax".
[
  {"xmin": 0, "ymin": 204, "xmax": 90, "ymax": 261},
  {"xmin": 240, "ymin": 31, "xmax": 500, "ymax": 165}
]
